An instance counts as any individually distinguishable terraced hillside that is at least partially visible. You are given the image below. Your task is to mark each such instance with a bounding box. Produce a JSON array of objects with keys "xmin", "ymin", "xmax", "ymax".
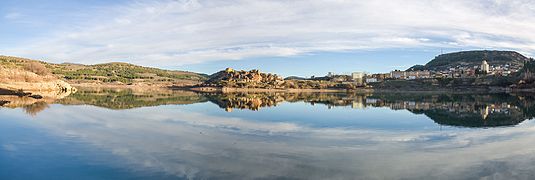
[{"xmin": 0, "ymin": 56, "xmax": 207, "ymax": 86}]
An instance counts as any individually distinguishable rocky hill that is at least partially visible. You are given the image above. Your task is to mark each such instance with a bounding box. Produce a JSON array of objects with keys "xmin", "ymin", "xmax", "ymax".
[
  {"xmin": 410, "ymin": 50, "xmax": 531, "ymax": 71},
  {"xmin": 199, "ymin": 68, "xmax": 369, "ymax": 91},
  {"xmin": 0, "ymin": 56, "xmax": 207, "ymax": 87},
  {"xmin": 0, "ymin": 62, "xmax": 75, "ymax": 98},
  {"xmin": 203, "ymin": 68, "xmax": 285, "ymax": 88}
]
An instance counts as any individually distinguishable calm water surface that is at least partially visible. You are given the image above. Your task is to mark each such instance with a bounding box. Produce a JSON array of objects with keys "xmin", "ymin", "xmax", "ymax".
[{"xmin": 2, "ymin": 89, "xmax": 535, "ymax": 179}]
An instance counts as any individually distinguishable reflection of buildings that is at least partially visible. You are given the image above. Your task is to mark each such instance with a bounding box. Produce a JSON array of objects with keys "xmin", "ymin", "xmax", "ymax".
[
  {"xmin": 211, "ymin": 93, "xmax": 522, "ymax": 121},
  {"xmin": 351, "ymin": 96, "xmax": 365, "ymax": 109},
  {"xmin": 208, "ymin": 92, "xmax": 531, "ymax": 128},
  {"xmin": 376, "ymin": 100, "xmax": 515, "ymax": 117},
  {"xmin": 480, "ymin": 105, "xmax": 489, "ymax": 120}
]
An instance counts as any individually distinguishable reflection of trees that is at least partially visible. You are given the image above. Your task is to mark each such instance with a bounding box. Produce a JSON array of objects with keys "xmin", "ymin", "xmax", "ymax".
[
  {"xmin": 0, "ymin": 96, "xmax": 54, "ymax": 116},
  {"xmin": 23, "ymin": 102, "xmax": 49, "ymax": 116},
  {"xmin": 58, "ymin": 88, "xmax": 209, "ymax": 109}
]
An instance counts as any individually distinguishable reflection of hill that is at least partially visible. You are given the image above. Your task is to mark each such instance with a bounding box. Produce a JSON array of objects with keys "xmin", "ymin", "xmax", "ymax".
[
  {"xmin": 411, "ymin": 109, "xmax": 526, "ymax": 128},
  {"xmin": 205, "ymin": 92, "xmax": 535, "ymax": 128},
  {"xmin": 370, "ymin": 93, "xmax": 535, "ymax": 128},
  {"xmin": 206, "ymin": 93, "xmax": 284, "ymax": 112},
  {"xmin": 0, "ymin": 95, "xmax": 57, "ymax": 116},
  {"xmin": 58, "ymin": 88, "xmax": 208, "ymax": 109},
  {"xmin": 3, "ymin": 86, "xmax": 535, "ymax": 128},
  {"xmin": 0, "ymin": 88, "xmax": 210, "ymax": 115},
  {"xmin": 205, "ymin": 92, "xmax": 372, "ymax": 111}
]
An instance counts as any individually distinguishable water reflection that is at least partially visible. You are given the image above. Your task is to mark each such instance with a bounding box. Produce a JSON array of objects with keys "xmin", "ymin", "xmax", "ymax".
[
  {"xmin": 205, "ymin": 92, "xmax": 535, "ymax": 128},
  {"xmin": 1, "ymin": 88, "xmax": 535, "ymax": 128},
  {"xmin": 58, "ymin": 88, "xmax": 208, "ymax": 109},
  {"xmin": 2, "ymin": 89, "xmax": 535, "ymax": 179}
]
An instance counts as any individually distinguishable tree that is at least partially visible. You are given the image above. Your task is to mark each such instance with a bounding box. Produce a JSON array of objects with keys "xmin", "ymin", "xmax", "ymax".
[{"xmin": 24, "ymin": 62, "xmax": 50, "ymax": 76}]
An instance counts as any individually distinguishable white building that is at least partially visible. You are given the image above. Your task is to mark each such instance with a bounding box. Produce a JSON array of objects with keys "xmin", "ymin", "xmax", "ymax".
[
  {"xmin": 481, "ymin": 60, "xmax": 490, "ymax": 73},
  {"xmin": 390, "ymin": 70, "xmax": 406, "ymax": 79},
  {"xmin": 366, "ymin": 78, "xmax": 378, "ymax": 83},
  {"xmin": 351, "ymin": 72, "xmax": 365, "ymax": 80}
]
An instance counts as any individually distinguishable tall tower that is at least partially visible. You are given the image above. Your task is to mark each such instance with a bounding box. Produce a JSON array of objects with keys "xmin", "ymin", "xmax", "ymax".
[{"xmin": 481, "ymin": 60, "xmax": 490, "ymax": 73}]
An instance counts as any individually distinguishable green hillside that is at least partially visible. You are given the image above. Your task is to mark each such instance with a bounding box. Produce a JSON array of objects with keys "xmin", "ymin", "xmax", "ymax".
[{"xmin": 0, "ymin": 56, "xmax": 207, "ymax": 85}]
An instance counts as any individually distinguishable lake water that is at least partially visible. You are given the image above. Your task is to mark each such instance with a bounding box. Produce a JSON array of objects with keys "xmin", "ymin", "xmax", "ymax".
[{"xmin": 2, "ymin": 89, "xmax": 535, "ymax": 179}]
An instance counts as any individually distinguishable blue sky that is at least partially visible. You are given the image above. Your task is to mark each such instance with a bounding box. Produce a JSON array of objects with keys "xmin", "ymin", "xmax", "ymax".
[
  {"xmin": 179, "ymin": 49, "xmax": 447, "ymax": 77},
  {"xmin": 1, "ymin": 0, "xmax": 534, "ymax": 76}
]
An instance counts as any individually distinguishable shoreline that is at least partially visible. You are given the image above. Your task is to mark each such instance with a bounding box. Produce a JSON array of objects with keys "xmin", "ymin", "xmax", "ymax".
[
  {"xmin": 176, "ymin": 86, "xmax": 374, "ymax": 93},
  {"xmin": 68, "ymin": 83, "xmax": 535, "ymax": 94},
  {"xmin": 174, "ymin": 86, "xmax": 531, "ymax": 94}
]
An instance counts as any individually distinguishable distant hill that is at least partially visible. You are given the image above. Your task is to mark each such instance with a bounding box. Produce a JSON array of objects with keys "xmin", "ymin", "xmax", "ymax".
[
  {"xmin": 409, "ymin": 50, "xmax": 532, "ymax": 71},
  {"xmin": 406, "ymin": 65, "xmax": 425, "ymax": 71},
  {"xmin": 284, "ymin": 76, "xmax": 307, "ymax": 80},
  {"xmin": 0, "ymin": 56, "xmax": 207, "ymax": 86}
]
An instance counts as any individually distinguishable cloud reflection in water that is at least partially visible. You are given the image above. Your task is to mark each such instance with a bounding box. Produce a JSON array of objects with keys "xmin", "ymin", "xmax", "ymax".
[{"xmin": 10, "ymin": 102, "xmax": 535, "ymax": 180}]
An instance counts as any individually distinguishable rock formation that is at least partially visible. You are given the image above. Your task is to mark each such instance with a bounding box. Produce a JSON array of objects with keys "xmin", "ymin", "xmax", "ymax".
[
  {"xmin": 204, "ymin": 68, "xmax": 285, "ymax": 88},
  {"xmin": 0, "ymin": 65, "xmax": 76, "ymax": 98}
]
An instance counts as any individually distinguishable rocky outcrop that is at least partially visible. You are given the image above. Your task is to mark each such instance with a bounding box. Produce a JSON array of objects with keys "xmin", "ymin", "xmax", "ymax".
[
  {"xmin": 195, "ymin": 68, "xmax": 366, "ymax": 91},
  {"xmin": 0, "ymin": 66, "xmax": 76, "ymax": 98},
  {"xmin": 204, "ymin": 68, "xmax": 285, "ymax": 88}
]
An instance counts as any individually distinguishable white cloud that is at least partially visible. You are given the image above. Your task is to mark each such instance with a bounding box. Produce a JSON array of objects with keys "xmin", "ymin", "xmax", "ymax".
[{"xmin": 3, "ymin": 0, "xmax": 535, "ymax": 66}]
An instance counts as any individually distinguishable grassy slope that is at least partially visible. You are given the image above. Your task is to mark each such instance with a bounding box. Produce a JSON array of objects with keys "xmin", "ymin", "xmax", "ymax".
[{"xmin": 0, "ymin": 55, "xmax": 207, "ymax": 86}]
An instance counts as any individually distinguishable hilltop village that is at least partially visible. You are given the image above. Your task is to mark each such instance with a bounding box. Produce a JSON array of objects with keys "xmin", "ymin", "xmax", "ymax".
[{"xmin": 321, "ymin": 59, "xmax": 521, "ymax": 86}]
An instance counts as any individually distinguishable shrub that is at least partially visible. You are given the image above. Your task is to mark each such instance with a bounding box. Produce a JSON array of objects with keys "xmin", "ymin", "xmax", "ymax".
[{"xmin": 24, "ymin": 62, "xmax": 50, "ymax": 75}]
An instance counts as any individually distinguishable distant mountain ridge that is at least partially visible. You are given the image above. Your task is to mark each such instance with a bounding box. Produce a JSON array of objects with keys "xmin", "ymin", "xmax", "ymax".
[{"xmin": 408, "ymin": 50, "xmax": 532, "ymax": 71}]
